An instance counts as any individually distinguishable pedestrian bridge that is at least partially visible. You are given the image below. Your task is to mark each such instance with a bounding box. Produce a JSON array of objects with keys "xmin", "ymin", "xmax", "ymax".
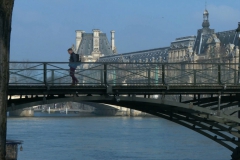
[{"xmin": 8, "ymin": 62, "xmax": 240, "ymax": 159}]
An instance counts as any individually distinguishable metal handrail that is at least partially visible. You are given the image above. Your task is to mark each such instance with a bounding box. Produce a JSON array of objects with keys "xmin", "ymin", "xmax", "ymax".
[{"xmin": 9, "ymin": 62, "xmax": 240, "ymax": 86}]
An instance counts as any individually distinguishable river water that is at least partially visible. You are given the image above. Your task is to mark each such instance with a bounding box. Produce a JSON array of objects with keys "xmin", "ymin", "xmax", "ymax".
[{"xmin": 7, "ymin": 115, "xmax": 231, "ymax": 160}]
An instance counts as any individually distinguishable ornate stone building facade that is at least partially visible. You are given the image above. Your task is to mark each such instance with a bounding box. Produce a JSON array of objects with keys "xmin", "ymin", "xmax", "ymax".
[
  {"xmin": 192, "ymin": 10, "xmax": 239, "ymax": 64},
  {"xmin": 168, "ymin": 36, "xmax": 196, "ymax": 63},
  {"xmin": 168, "ymin": 9, "xmax": 239, "ymax": 64},
  {"xmin": 72, "ymin": 9, "xmax": 239, "ymax": 65}
]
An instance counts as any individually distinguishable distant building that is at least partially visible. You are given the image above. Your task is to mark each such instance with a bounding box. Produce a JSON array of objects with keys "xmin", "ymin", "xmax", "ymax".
[
  {"xmin": 73, "ymin": 29, "xmax": 116, "ymax": 62},
  {"xmin": 168, "ymin": 9, "xmax": 239, "ymax": 64},
  {"xmin": 168, "ymin": 36, "xmax": 196, "ymax": 63},
  {"xmin": 73, "ymin": 9, "xmax": 239, "ymax": 64}
]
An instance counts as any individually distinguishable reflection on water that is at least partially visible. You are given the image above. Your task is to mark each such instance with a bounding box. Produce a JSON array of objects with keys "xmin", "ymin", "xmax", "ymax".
[{"xmin": 7, "ymin": 116, "xmax": 231, "ymax": 160}]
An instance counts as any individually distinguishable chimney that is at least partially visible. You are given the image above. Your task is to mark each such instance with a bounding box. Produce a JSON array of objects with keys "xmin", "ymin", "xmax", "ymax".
[
  {"xmin": 93, "ymin": 29, "xmax": 100, "ymax": 51},
  {"xmin": 111, "ymin": 30, "xmax": 115, "ymax": 52},
  {"xmin": 75, "ymin": 30, "xmax": 84, "ymax": 52}
]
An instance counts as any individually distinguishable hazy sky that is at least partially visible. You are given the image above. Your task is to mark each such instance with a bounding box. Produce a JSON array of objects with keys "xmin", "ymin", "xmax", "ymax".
[{"xmin": 10, "ymin": 0, "xmax": 240, "ymax": 62}]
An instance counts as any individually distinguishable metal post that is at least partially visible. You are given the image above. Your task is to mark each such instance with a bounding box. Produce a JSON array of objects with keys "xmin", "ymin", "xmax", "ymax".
[
  {"xmin": 43, "ymin": 63, "xmax": 47, "ymax": 86},
  {"xmin": 238, "ymin": 65, "xmax": 240, "ymax": 85},
  {"xmin": 179, "ymin": 94, "xmax": 182, "ymax": 102},
  {"xmin": 148, "ymin": 68, "xmax": 151, "ymax": 86},
  {"xmin": 234, "ymin": 70, "xmax": 237, "ymax": 84},
  {"xmin": 104, "ymin": 63, "xmax": 107, "ymax": 86},
  {"xmin": 239, "ymin": 42, "xmax": 240, "ymax": 144},
  {"xmin": 238, "ymin": 101, "xmax": 240, "ymax": 143},
  {"xmin": 218, "ymin": 92, "xmax": 221, "ymax": 112},
  {"xmin": 193, "ymin": 70, "xmax": 196, "ymax": 85},
  {"xmin": 237, "ymin": 23, "xmax": 240, "ymax": 84},
  {"xmin": 100, "ymin": 70, "xmax": 103, "ymax": 85},
  {"xmin": 155, "ymin": 65, "xmax": 158, "ymax": 85},
  {"xmin": 218, "ymin": 64, "xmax": 221, "ymax": 84},
  {"xmin": 162, "ymin": 64, "xmax": 165, "ymax": 84},
  {"xmin": 113, "ymin": 69, "xmax": 116, "ymax": 86},
  {"xmin": 198, "ymin": 94, "xmax": 200, "ymax": 105},
  {"xmin": 51, "ymin": 70, "xmax": 54, "ymax": 85},
  {"xmin": 236, "ymin": 22, "xmax": 240, "ymax": 143}
]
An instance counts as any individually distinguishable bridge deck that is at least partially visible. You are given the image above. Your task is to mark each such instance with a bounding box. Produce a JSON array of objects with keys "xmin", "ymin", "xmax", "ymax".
[{"xmin": 8, "ymin": 85, "xmax": 240, "ymax": 95}]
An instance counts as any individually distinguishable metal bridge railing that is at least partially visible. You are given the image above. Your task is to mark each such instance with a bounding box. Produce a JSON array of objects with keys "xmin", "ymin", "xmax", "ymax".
[{"xmin": 9, "ymin": 62, "xmax": 240, "ymax": 86}]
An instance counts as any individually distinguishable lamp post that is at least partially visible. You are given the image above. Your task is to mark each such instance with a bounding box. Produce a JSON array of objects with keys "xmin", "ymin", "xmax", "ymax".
[
  {"xmin": 236, "ymin": 22, "xmax": 240, "ymax": 85},
  {"xmin": 236, "ymin": 22, "xmax": 240, "ymax": 146}
]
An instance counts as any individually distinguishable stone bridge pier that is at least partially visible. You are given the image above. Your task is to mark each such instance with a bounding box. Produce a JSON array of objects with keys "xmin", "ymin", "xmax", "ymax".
[{"xmin": 9, "ymin": 107, "xmax": 34, "ymax": 117}]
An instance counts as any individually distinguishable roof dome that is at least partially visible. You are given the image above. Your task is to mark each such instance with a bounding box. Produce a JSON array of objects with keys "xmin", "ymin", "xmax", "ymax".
[
  {"xmin": 202, "ymin": 21, "xmax": 210, "ymax": 28},
  {"xmin": 203, "ymin": 9, "xmax": 209, "ymax": 15}
]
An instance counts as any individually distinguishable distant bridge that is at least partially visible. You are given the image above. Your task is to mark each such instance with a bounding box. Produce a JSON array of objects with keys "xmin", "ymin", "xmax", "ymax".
[{"xmin": 8, "ymin": 62, "xmax": 240, "ymax": 159}]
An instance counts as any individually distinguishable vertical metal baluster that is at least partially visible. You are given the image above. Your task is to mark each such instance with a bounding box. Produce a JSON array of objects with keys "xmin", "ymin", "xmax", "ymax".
[
  {"xmin": 234, "ymin": 70, "xmax": 237, "ymax": 84},
  {"xmin": 218, "ymin": 92, "xmax": 221, "ymax": 115},
  {"xmin": 155, "ymin": 65, "xmax": 158, "ymax": 85},
  {"xmin": 194, "ymin": 70, "xmax": 196, "ymax": 85},
  {"xmin": 51, "ymin": 70, "xmax": 54, "ymax": 86},
  {"xmin": 218, "ymin": 64, "xmax": 221, "ymax": 84},
  {"xmin": 104, "ymin": 63, "xmax": 107, "ymax": 86},
  {"xmin": 100, "ymin": 68, "xmax": 103, "ymax": 85},
  {"xmin": 113, "ymin": 68, "xmax": 116, "ymax": 86},
  {"xmin": 162, "ymin": 64, "xmax": 165, "ymax": 85},
  {"xmin": 43, "ymin": 63, "xmax": 47, "ymax": 86},
  {"xmin": 148, "ymin": 68, "xmax": 151, "ymax": 86}
]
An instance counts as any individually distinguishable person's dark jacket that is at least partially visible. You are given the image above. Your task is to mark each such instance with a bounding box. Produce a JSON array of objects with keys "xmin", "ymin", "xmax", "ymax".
[{"xmin": 69, "ymin": 53, "xmax": 78, "ymax": 68}]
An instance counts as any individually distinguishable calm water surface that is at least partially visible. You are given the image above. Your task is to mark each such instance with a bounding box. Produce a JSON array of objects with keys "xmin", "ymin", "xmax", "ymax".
[{"xmin": 7, "ymin": 116, "xmax": 231, "ymax": 160}]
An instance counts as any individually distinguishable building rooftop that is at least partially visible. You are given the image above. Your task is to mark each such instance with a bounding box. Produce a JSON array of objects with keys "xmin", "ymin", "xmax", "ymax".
[{"xmin": 77, "ymin": 33, "xmax": 113, "ymax": 57}]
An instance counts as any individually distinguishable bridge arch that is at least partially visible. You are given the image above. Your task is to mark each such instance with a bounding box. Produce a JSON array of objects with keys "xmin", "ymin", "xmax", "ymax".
[{"xmin": 8, "ymin": 95, "xmax": 240, "ymax": 154}]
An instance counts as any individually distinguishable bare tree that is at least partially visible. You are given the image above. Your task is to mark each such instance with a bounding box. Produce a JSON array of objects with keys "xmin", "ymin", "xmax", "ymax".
[{"xmin": 0, "ymin": 0, "xmax": 14, "ymax": 159}]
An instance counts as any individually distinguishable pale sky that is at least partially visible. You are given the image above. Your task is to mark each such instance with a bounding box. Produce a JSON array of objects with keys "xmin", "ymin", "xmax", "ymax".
[{"xmin": 10, "ymin": 0, "xmax": 240, "ymax": 62}]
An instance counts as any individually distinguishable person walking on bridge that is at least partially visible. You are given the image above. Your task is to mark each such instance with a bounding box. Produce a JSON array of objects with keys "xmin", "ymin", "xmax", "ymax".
[{"xmin": 68, "ymin": 48, "xmax": 78, "ymax": 86}]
